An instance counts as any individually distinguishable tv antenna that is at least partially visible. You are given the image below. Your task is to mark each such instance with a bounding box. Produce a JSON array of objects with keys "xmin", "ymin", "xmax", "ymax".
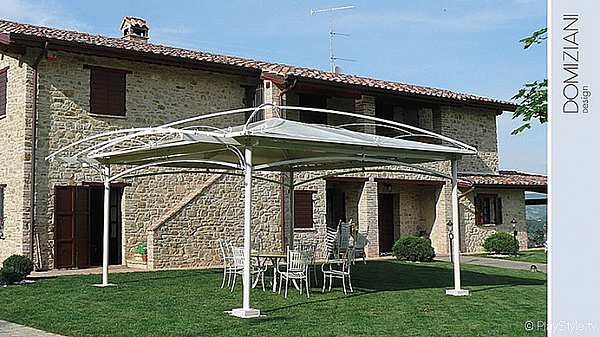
[{"xmin": 310, "ymin": 5, "xmax": 356, "ymax": 72}]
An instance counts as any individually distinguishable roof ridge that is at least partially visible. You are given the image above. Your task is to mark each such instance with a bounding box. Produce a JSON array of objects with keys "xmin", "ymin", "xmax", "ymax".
[{"xmin": 0, "ymin": 18, "xmax": 517, "ymax": 109}]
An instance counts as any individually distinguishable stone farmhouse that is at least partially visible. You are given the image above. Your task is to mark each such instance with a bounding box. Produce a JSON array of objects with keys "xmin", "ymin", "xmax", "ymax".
[{"xmin": 0, "ymin": 17, "xmax": 547, "ymax": 270}]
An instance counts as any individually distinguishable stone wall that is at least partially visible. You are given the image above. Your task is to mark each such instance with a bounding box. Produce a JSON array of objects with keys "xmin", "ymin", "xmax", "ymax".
[
  {"xmin": 149, "ymin": 174, "xmax": 282, "ymax": 269},
  {"xmin": 440, "ymin": 105, "xmax": 499, "ymax": 174},
  {"xmin": 32, "ymin": 49, "xmax": 255, "ymax": 269},
  {"xmin": 0, "ymin": 51, "xmax": 35, "ymax": 264},
  {"xmin": 460, "ymin": 188, "xmax": 528, "ymax": 252}
]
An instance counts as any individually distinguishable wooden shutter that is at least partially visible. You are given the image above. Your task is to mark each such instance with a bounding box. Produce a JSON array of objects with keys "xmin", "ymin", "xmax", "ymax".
[
  {"xmin": 75, "ymin": 187, "xmax": 90, "ymax": 268},
  {"xmin": 0, "ymin": 67, "xmax": 7, "ymax": 118},
  {"xmin": 495, "ymin": 197, "xmax": 503, "ymax": 225},
  {"xmin": 294, "ymin": 191, "xmax": 314, "ymax": 229},
  {"xmin": 89, "ymin": 66, "xmax": 127, "ymax": 116},
  {"xmin": 474, "ymin": 195, "xmax": 483, "ymax": 225},
  {"xmin": 54, "ymin": 186, "xmax": 90, "ymax": 268}
]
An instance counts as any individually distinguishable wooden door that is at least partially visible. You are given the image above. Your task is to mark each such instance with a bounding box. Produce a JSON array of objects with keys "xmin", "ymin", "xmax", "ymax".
[
  {"xmin": 378, "ymin": 194, "xmax": 395, "ymax": 253},
  {"xmin": 54, "ymin": 186, "xmax": 90, "ymax": 268},
  {"xmin": 326, "ymin": 188, "xmax": 346, "ymax": 229}
]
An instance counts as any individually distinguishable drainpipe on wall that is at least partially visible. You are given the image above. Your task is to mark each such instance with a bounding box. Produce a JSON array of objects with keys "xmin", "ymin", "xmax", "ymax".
[
  {"xmin": 29, "ymin": 42, "xmax": 48, "ymax": 270},
  {"xmin": 277, "ymin": 78, "xmax": 297, "ymax": 250}
]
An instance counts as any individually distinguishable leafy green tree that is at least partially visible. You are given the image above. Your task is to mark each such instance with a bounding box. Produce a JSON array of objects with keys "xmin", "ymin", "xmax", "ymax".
[{"xmin": 511, "ymin": 28, "xmax": 547, "ymax": 135}]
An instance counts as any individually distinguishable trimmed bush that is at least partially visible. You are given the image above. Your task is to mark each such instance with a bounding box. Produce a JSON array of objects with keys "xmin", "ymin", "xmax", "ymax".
[
  {"xmin": 483, "ymin": 232, "xmax": 519, "ymax": 254},
  {"xmin": 392, "ymin": 236, "xmax": 435, "ymax": 262},
  {"xmin": 1, "ymin": 255, "xmax": 34, "ymax": 285}
]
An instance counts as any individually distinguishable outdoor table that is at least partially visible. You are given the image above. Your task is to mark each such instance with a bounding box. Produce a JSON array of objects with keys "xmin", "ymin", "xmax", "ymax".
[{"xmin": 252, "ymin": 252, "xmax": 286, "ymax": 292}]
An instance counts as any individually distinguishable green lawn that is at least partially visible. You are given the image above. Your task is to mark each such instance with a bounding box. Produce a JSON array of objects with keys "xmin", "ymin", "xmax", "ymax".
[
  {"xmin": 475, "ymin": 249, "xmax": 547, "ymax": 264},
  {"xmin": 0, "ymin": 261, "xmax": 546, "ymax": 337}
]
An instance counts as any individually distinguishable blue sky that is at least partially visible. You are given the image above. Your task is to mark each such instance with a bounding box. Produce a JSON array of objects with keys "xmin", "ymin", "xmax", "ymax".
[{"xmin": 2, "ymin": 0, "xmax": 547, "ymax": 174}]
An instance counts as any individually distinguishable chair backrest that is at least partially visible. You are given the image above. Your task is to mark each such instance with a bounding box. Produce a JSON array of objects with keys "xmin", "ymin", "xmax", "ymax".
[
  {"xmin": 287, "ymin": 248, "xmax": 307, "ymax": 273},
  {"xmin": 325, "ymin": 227, "xmax": 338, "ymax": 257},
  {"xmin": 298, "ymin": 243, "xmax": 316, "ymax": 264},
  {"xmin": 232, "ymin": 247, "xmax": 244, "ymax": 268},
  {"xmin": 354, "ymin": 232, "xmax": 368, "ymax": 250},
  {"xmin": 218, "ymin": 239, "xmax": 232, "ymax": 259},
  {"xmin": 339, "ymin": 222, "xmax": 350, "ymax": 251}
]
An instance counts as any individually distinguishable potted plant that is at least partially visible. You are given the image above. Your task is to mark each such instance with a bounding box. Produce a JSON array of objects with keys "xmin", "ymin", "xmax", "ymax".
[{"xmin": 130, "ymin": 243, "xmax": 147, "ymax": 263}]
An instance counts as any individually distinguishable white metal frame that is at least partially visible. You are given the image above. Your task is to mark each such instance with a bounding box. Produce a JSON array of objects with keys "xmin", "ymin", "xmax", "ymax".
[{"xmin": 45, "ymin": 104, "xmax": 471, "ymax": 317}]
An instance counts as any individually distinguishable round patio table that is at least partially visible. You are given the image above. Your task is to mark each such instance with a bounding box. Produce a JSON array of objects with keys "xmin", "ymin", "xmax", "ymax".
[{"xmin": 252, "ymin": 252, "xmax": 286, "ymax": 292}]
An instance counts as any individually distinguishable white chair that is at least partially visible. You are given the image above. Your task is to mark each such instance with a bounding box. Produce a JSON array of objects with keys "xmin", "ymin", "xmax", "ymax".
[
  {"xmin": 230, "ymin": 247, "xmax": 265, "ymax": 292},
  {"xmin": 278, "ymin": 247, "xmax": 310, "ymax": 298},
  {"xmin": 338, "ymin": 222, "xmax": 350, "ymax": 253},
  {"xmin": 297, "ymin": 243, "xmax": 318, "ymax": 287},
  {"xmin": 218, "ymin": 239, "xmax": 234, "ymax": 288},
  {"xmin": 325, "ymin": 226, "xmax": 338, "ymax": 259},
  {"xmin": 352, "ymin": 232, "xmax": 368, "ymax": 264},
  {"xmin": 321, "ymin": 247, "xmax": 354, "ymax": 295}
]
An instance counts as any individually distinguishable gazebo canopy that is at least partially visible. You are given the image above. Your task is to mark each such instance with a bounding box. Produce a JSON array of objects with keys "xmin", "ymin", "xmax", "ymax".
[{"xmin": 46, "ymin": 104, "xmax": 474, "ymax": 318}]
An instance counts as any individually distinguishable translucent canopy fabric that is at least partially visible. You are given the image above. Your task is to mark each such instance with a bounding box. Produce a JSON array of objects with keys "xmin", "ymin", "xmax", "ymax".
[{"xmin": 90, "ymin": 117, "xmax": 476, "ymax": 172}]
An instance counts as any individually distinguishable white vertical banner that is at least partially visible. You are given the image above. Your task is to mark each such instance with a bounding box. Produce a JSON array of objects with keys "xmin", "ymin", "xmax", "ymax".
[{"xmin": 550, "ymin": 0, "xmax": 600, "ymax": 336}]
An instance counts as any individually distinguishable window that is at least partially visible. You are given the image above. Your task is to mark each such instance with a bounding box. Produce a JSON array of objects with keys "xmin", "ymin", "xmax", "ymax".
[
  {"xmin": 242, "ymin": 85, "xmax": 264, "ymax": 122},
  {"xmin": 0, "ymin": 184, "xmax": 5, "ymax": 239},
  {"xmin": 298, "ymin": 94, "xmax": 328, "ymax": 124},
  {"xmin": 294, "ymin": 190, "xmax": 315, "ymax": 229},
  {"xmin": 0, "ymin": 67, "xmax": 7, "ymax": 118},
  {"xmin": 87, "ymin": 66, "xmax": 128, "ymax": 117},
  {"xmin": 375, "ymin": 101, "xmax": 419, "ymax": 136},
  {"xmin": 475, "ymin": 194, "xmax": 503, "ymax": 225}
]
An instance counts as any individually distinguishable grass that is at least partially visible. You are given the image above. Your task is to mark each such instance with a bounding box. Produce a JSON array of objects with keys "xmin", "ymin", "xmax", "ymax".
[
  {"xmin": 0, "ymin": 261, "xmax": 546, "ymax": 337},
  {"xmin": 474, "ymin": 249, "xmax": 547, "ymax": 264}
]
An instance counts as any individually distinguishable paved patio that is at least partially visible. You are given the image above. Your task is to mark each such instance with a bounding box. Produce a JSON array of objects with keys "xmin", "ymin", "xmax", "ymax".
[
  {"xmin": 0, "ymin": 320, "xmax": 63, "ymax": 337},
  {"xmin": 436, "ymin": 255, "xmax": 547, "ymax": 273}
]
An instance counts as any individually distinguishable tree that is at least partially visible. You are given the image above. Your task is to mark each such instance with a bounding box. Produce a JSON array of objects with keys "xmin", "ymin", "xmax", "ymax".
[{"xmin": 511, "ymin": 28, "xmax": 547, "ymax": 135}]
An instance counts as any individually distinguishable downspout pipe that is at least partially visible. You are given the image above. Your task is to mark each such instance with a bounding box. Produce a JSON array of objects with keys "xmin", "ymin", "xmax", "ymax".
[
  {"xmin": 277, "ymin": 78, "xmax": 297, "ymax": 249},
  {"xmin": 30, "ymin": 42, "xmax": 48, "ymax": 269}
]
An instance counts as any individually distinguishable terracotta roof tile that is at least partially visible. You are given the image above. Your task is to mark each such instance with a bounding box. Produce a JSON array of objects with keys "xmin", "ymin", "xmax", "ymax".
[
  {"xmin": 459, "ymin": 170, "xmax": 547, "ymax": 189},
  {"xmin": 0, "ymin": 19, "xmax": 517, "ymax": 110}
]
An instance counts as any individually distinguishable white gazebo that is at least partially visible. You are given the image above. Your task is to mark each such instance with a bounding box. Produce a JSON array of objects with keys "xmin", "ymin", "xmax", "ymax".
[{"xmin": 47, "ymin": 104, "xmax": 474, "ymax": 318}]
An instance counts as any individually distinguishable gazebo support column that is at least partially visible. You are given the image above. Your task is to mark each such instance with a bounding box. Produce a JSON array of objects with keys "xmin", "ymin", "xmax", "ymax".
[
  {"xmin": 446, "ymin": 159, "xmax": 469, "ymax": 296},
  {"xmin": 288, "ymin": 171, "xmax": 294, "ymax": 249},
  {"xmin": 94, "ymin": 166, "xmax": 115, "ymax": 288},
  {"xmin": 231, "ymin": 147, "xmax": 261, "ymax": 318}
]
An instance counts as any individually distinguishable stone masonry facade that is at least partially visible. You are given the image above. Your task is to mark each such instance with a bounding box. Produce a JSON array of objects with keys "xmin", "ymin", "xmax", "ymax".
[{"xmin": 0, "ymin": 46, "xmax": 527, "ymax": 269}]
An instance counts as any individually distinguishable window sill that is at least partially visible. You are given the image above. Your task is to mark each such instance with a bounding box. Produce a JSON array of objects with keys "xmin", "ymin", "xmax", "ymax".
[
  {"xmin": 88, "ymin": 113, "xmax": 128, "ymax": 119},
  {"xmin": 480, "ymin": 223, "xmax": 499, "ymax": 228},
  {"xmin": 294, "ymin": 227, "xmax": 317, "ymax": 232},
  {"xmin": 0, "ymin": 115, "xmax": 6, "ymax": 121}
]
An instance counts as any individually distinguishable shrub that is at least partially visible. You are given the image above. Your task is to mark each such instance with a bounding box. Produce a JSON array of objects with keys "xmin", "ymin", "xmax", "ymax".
[
  {"xmin": 392, "ymin": 236, "xmax": 435, "ymax": 262},
  {"xmin": 483, "ymin": 232, "xmax": 519, "ymax": 254},
  {"xmin": 130, "ymin": 243, "xmax": 147, "ymax": 255},
  {"xmin": 1, "ymin": 255, "xmax": 34, "ymax": 285}
]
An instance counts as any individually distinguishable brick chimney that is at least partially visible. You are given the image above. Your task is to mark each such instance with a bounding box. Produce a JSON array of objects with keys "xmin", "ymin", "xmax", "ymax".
[{"xmin": 120, "ymin": 16, "xmax": 149, "ymax": 43}]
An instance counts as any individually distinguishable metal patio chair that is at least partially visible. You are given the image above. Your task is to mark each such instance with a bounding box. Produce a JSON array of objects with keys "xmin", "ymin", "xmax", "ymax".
[
  {"xmin": 218, "ymin": 239, "xmax": 234, "ymax": 288},
  {"xmin": 352, "ymin": 232, "xmax": 368, "ymax": 264},
  {"xmin": 230, "ymin": 247, "xmax": 266, "ymax": 292},
  {"xmin": 278, "ymin": 247, "xmax": 310, "ymax": 298},
  {"xmin": 321, "ymin": 246, "xmax": 355, "ymax": 295}
]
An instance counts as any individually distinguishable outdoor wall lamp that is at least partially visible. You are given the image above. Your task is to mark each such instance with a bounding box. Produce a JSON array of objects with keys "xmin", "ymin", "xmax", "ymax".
[{"xmin": 511, "ymin": 217, "xmax": 518, "ymax": 256}]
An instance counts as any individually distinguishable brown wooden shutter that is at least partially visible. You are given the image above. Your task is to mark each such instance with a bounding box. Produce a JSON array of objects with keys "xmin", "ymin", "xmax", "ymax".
[
  {"xmin": 0, "ymin": 67, "xmax": 7, "ymax": 117},
  {"xmin": 294, "ymin": 191, "xmax": 314, "ymax": 229},
  {"xmin": 495, "ymin": 197, "xmax": 503, "ymax": 225},
  {"xmin": 474, "ymin": 195, "xmax": 483, "ymax": 226},
  {"xmin": 75, "ymin": 186, "xmax": 90, "ymax": 268},
  {"xmin": 54, "ymin": 186, "xmax": 90, "ymax": 268},
  {"xmin": 89, "ymin": 66, "xmax": 127, "ymax": 116},
  {"xmin": 55, "ymin": 187, "xmax": 76, "ymax": 268}
]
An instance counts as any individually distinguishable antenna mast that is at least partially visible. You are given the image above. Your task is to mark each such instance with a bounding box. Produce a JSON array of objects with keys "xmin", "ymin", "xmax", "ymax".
[{"xmin": 310, "ymin": 5, "xmax": 355, "ymax": 72}]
